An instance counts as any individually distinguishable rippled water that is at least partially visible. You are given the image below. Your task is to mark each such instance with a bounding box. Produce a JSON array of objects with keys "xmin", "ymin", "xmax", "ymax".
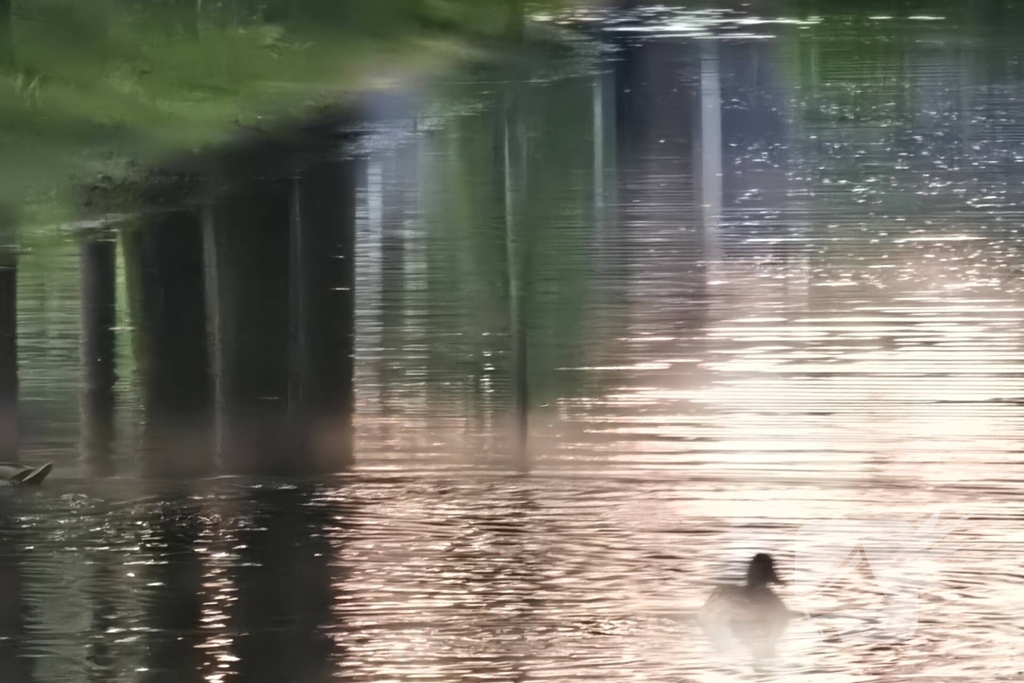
[{"xmin": 4, "ymin": 1, "xmax": 1024, "ymax": 681}]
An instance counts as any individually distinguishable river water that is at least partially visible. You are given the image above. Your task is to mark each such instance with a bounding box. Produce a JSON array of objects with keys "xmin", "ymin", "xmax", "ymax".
[{"xmin": 3, "ymin": 1, "xmax": 1024, "ymax": 681}]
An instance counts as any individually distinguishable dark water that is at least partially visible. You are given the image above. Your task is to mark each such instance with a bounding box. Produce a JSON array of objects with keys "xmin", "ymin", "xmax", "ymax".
[{"xmin": 3, "ymin": 2, "xmax": 1024, "ymax": 680}]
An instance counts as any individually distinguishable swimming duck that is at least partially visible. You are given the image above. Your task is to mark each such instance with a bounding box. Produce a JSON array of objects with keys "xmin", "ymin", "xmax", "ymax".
[
  {"xmin": 698, "ymin": 553, "xmax": 792, "ymax": 659},
  {"xmin": 0, "ymin": 462, "xmax": 53, "ymax": 486}
]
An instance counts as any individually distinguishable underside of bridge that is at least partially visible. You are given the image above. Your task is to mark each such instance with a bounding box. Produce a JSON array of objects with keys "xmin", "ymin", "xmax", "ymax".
[{"xmin": 83, "ymin": 142, "xmax": 358, "ymax": 476}]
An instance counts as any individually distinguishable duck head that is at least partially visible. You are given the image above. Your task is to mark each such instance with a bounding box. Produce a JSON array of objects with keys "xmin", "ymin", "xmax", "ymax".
[{"xmin": 746, "ymin": 553, "xmax": 784, "ymax": 588}]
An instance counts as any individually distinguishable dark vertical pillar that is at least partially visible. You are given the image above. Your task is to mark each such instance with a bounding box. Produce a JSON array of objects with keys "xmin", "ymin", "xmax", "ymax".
[
  {"xmin": 232, "ymin": 489, "xmax": 336, "ymax": 683},
  {"xmin": 0, "ymin": 208, "xmax": 16, "ymax": 461},
  {"xmin": 613, "ymin": 37, "xmax": 644, "ymax": 164},
  {"xmin": 204, "ymin": 179, "xmax": 291, "ymax": 474},
  {"xmin": 85, "ymin": 561, "xmax": 118, "ymax": 683},
  {"xmin": 0, "ymin": 505, "xmax": 32, "ymax": 683},
  {"xmin": 80, "ymin": 236, "xmax": 117, "ymax": 474},
  {"xmin": 123, "ymin": 211, "xmax": 212, "ymax": 477},
  {"xmin": 204, "ymin": 146, "xmax": 357, "ymax": 475},
  {"xmin": 202, "ymin": 201, "xmax": 223, "ymax": 465},
  {"xmin": 142, "ymin": 500, "xmax": 204, "ymax": 683},
  {"xmin": 288, "ymin": 158, "xmax": 356, "ymax": 472},
  {"xmin": 503, "ymin": 96, "xmax": 528, "ymax": 471}
]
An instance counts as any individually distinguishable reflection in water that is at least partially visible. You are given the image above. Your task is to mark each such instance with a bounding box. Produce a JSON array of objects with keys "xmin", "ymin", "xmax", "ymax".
[
  {"xmin": 3, "ymin": 1, "xmax": 1024, "ymax": 680},
  {"xmin": 0, "ymin": 500, "xmax": 32, "ymax": 683},
  {"xmin": 0, "ymin": 206, "xmax": 16, "ymax": 460},
  {"xmin": 200, "ymin": 152, "xmax": 356, "ymax": 475},
  {"xmin": 232, "ymin": 488, "xmax": 336, "ymax": 683},
  {"xmin": 203, "ymin": 175, "xmax": 292, "ymax": 474},
  {"xmin": 142, "ymin": 497, "xmax": 205, "ymax": 683},
  {"xmin": 79, "ymin": 236, "xmax": 117, "ymax": 475},
  {"xmin": 98, "ymin": 150, "xmax": 358, "ymax": 477},
  {"xmin": 123, "ymin": 209, "xmax": 212, "ymax": 477},
  {"xmin": 84, "ymin": 556, "xmax": 118, "ymax": 683},
  {"xmin": 286, "ymin": 159, "xmax": 357, "ymax": 473},
  {"xmin": 504, "ymin": 90, "xmax": 530, "ymax": 469}
]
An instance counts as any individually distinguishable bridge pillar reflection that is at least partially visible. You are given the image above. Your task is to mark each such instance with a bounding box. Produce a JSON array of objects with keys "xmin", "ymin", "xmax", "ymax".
[
  {"xmin": 123, "ymin": 209, "xmax": 213, "ymax": 477},
  {"xmin": 232, "ymin": 488, "xmax": 336, "ymax": 681},
  {"xmin": 204, "ymin": 154, "xmax": 356, "ymax": 474},
  {"xmin": 204, "ymin": 177, "xmax": 292, "ymax": 474},
  {"xmin": 0, "ymin": 208, "xmax": 16, "ymax": 460},
  {"xmin": 287, "ymin": 158, "xmax": 356, "ymax": 471},
  {"xmin": 0, "ymin": 209, "xmax": 27, "ymax": 682},
  {"xmin": 80, "ymin": 234, "xmax": 118, "ymax": 474}
]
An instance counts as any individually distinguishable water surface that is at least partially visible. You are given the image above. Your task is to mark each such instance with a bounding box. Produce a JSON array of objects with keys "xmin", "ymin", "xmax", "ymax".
[{"xmin": 3, "ymin": 2, "xmax": 1024, "ymax": 681}]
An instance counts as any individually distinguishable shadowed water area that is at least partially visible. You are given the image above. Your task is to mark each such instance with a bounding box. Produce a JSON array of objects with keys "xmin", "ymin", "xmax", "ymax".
[{"xmin": 2, "ymin": 0, "xmax": 1024, "ymax": 680}]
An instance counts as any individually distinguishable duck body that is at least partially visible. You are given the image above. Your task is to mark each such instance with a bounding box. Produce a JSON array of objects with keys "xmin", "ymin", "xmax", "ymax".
[
  {"xmin": 0, "ymin": 462, "xmax": 53, "ymax": 486},
  {"xmin": 698, "ymin": 553, "xmax": 791, "ymax": 659}
]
